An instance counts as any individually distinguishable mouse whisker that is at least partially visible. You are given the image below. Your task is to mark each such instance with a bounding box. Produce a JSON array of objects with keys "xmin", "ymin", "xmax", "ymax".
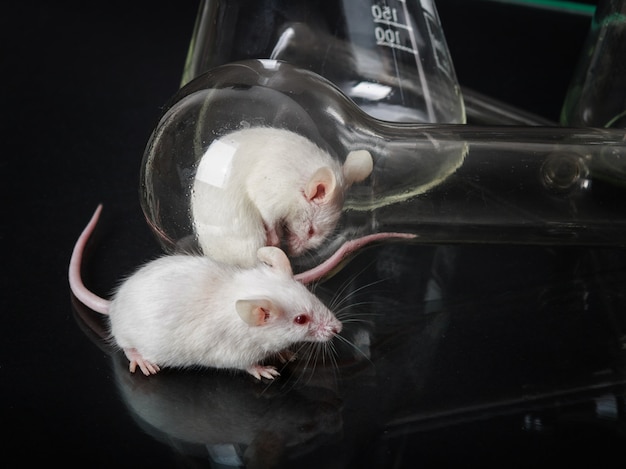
[
  {"xmin": 329, "ymin": 276, "xmax": 389, "ymax": 312},
  {"xmin": 333, "ymin": 300, "xmax": 383, "ymax": 319},
  {"xmin": 325, "ymin": 260, "xmax": 377, "ymax": 310},
  {"xmin": 320, "ymin": 341, "xmax": 341, "ymax": 384},
  {"xmin": 289, "ymin": 343, "xmax": 318, "ymax": 389},
  {"xmin": 334, "ymin": 333, "xmax": 374, "ymax": 367}
]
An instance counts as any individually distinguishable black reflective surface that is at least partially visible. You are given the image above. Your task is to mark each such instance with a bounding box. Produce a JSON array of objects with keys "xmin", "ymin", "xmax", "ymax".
[{"xmin": 5, "ymin": 0, "xmax": 625, "ymax": 467}]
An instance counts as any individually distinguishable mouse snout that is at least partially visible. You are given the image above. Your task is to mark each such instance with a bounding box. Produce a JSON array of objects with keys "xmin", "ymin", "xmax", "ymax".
[
  {"xmin": 307, "ymin": 316, "xmax": 342, "ymax": 341},
  {"xmin": 286, "ymin": 232, "xmax": 307, "ymax": 256},
  {"xmin": 319, "ymin": 317, "xmax": 342, "ymax": 339}
]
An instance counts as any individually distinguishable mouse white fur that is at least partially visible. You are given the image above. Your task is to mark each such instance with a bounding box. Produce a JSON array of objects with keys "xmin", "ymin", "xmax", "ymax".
[
  {"xmin": 69, "ymin": 205, "xmax": 342, "ymax": 380},
  {"xmin": 191, "ymin": 127, "xmax": 373, "ymax": 267}
]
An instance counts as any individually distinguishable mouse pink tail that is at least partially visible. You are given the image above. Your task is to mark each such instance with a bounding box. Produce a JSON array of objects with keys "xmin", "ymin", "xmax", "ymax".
[
  {"xmin": 294, "ymin": 232, "xmax": 417, "ymax": 284},
  {"xmin": 68, "ymin": 204, "xmax": 111, "ymax": 314}
]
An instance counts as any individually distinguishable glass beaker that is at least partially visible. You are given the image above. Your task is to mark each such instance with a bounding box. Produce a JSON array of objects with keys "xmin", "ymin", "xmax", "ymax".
[
  {"xmin": 181, "ymin": 0, "xmax": 465, "ymax": 124},
  {"xmin": 561, "ymin": 0, "xmax": 626, "ymax": 128}
]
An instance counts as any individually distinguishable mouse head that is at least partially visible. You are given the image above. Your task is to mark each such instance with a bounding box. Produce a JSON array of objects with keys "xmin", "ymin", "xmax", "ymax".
[
  {"xmin": 285, "ymin": 149, "xmax": 373, "ymax": 256},
  {"xmin": 235, "ymin": 247, "xmax": 342, "ymax": 344}
]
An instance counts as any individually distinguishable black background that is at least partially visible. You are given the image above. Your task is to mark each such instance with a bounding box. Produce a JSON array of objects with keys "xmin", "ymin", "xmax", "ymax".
[{"xmin": 6, "ymin": 1, "xmax": 626, "ymax": 467}]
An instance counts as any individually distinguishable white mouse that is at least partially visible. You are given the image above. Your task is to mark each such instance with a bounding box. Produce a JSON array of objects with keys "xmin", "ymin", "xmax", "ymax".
[
  {"xmin": 191, "ymin": 127, "xmax": 373, "ymax": 267},
  {"xmin": 68, "ymin": 205, "xmax": 342, "ymax": 380}
]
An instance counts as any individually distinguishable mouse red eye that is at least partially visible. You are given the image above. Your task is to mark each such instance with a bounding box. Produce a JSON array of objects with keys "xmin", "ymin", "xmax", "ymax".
[
  {"xmin": 294, "ymin": 314, "xmax": 310, "ymax": 325},
  {"xmin": 308, "ymin": 226, "xmax": 315, "ymax": 237}
]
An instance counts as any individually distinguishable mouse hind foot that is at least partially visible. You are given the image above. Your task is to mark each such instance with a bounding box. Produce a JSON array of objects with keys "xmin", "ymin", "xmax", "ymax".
[{"xmin": 124, "ymin": 347, "xmax": 161, "ymax": 376}]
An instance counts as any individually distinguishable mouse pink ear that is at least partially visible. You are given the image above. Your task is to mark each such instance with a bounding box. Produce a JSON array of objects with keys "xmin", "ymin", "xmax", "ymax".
[
  {"xmin": 236, "ymin": 298, "xmax": 282, "ymax": 326},
  {"xmin": 304, "ymin": 167, "xmax": 336, "ymax": 203},
  {"xmin": 257, "ymin": 246, "xmax": 293, "ymax": 276},
  {"xmin": 343, "ymin": 150, "xmax": 373, "ymax": 186}
]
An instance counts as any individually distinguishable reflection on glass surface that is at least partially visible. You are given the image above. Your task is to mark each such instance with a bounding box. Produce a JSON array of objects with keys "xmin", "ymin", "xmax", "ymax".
[{"xmin": 71, "ymin": 239, "xmax": 626, "ymax": 466}]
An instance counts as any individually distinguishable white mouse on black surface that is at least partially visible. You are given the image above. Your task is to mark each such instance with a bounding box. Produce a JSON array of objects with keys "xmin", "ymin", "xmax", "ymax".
[
  {"xmin": 68, "ymin": 205, "xmax": 342, "ymax": 380},
  {"xmin": 191, "ymin": 127, "xmax": 374, "ymax": 267}
]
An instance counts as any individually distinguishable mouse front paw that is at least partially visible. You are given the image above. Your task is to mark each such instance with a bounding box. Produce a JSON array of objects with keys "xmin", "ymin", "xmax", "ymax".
[
  {"xmin": 125, "ymin": 347, "xmax": 161, "ymax": 376},
  {"xmin": 246, "ymin": 364, "xmax": 280, "ymax": 380},
  {"xmin": 263, "ymin": 222, "xmax": 282, "ymax": 247}
]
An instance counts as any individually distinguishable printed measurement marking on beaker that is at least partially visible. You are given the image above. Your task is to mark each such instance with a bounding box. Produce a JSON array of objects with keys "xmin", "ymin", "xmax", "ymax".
[{"xmin": 371, "ymin": 1, "xmax": 417, "ymax": 54}]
